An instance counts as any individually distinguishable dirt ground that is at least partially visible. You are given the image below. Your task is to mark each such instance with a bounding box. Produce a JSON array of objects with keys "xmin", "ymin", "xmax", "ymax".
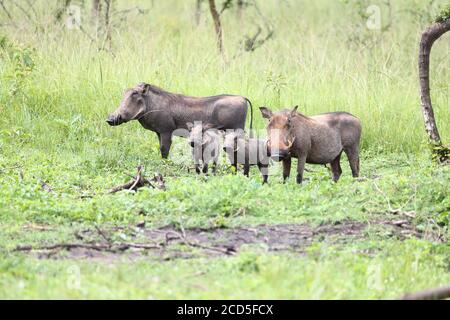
[{"xmin": 14, "ymin": 219, "xmax": 426, "ymax": 262}]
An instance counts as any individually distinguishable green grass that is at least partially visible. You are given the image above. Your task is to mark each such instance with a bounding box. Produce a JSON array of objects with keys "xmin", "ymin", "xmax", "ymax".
[
  {"xmin": 0, "ymin": 0, "xmax": 449, "ymax": 299},
  {"xmin": 1, "ymin": 240, "xmax": 449, "ymax": 299}
]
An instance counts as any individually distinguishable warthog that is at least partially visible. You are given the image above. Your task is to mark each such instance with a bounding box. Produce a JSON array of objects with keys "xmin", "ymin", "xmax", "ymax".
[
  {"xmin": 260, "ymin": 106, "xmax": 361, "ymax": 183},
  {"xmin": 106, "ymin": 83, "xmax": 253, "ymax": 159},
  {"xmin": 223, "ymin": 130, "xmax": 270, "ymax": 183},
  {"xmin": 187, "ymin": 122, "xmax": 221, "ymax": 175}
]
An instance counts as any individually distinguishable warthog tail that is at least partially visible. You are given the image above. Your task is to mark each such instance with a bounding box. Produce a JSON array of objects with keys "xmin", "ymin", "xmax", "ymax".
[{"xmin": 245, "ymin": 98, "xmax": 254, "ymax": 137}]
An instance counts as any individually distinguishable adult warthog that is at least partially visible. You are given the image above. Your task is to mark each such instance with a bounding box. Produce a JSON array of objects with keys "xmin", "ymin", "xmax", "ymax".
[
  {"xmin": 107, "ymin": 83, "xmax": 253, "ymax": 158},
  {"xmin": 260, "ymin": 106, "xmax": 361, "ymax": 183}
]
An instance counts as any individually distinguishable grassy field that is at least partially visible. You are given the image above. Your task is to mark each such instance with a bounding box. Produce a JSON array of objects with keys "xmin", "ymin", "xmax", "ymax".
[{"xmin": 0, "ymin": 0, "xmax": 449, "ymax": 299}]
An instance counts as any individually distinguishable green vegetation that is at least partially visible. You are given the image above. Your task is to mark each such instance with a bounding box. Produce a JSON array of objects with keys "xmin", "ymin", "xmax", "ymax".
[{"xmin": 0, "ymin": 0, "xmax": 449, "ymax": 299}]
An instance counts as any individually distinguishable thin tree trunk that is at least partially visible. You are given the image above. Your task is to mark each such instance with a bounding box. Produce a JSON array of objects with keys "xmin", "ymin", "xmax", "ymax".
[
  {"xmin": 208, "ymin": 0, "xmax": 224, "ymax": 58},
  {"xmin": 195, "ymin": 0, "xmax": 202, "ymax": 26},
  {"xmin": 236, "ymin": 0, "xmax": 243, "ymax": 22},
  {"xmin": 418, "ymin": 18, "xmax": 450, "ymax": 162},
  {"xmin": 104, "ymin": 0, "xmax": 112, "ymax": 50},
  {"xmin": 91, "ymin": 0, "xmax": 102, "ymax": 23},
  {"xmin": 53, "ymin": 0, "xmax": 72, "ymax": 21}
]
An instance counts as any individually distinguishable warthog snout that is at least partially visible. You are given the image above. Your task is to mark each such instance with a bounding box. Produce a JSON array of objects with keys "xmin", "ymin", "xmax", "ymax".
[
  {"xmin": 106, "ymin": 114, "xmax": 122, "ymax": 126},
  {"xmin": 270, "ymin": 149, "xmax": 289, "ymax": 161}
]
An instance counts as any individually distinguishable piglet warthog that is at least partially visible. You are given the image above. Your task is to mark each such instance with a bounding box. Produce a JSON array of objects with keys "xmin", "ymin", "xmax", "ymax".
[
  {"xmin": 107, "ymin": 83, "xmax": 253, "ymax": 159},
  {"xmin": 260, "ymin": 106, "xmax": 361, "ymax": 183},
  {"xmin": 223, "ymin": 130, "xmax": 270, "ymax": 183},
  {"xmin": 187, "ymin": 122, "xmax": 221, "ymax": 175}
]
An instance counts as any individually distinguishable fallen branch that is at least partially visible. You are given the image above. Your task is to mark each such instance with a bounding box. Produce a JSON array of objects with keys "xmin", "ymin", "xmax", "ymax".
[
  {"xmin": 401, "ymin": 285, "xmax": 450, "ymax": 300},
  {"xmin": 14, "ymin": 242, "xmax": 161, "ymax": 253},
  {"xmin": 108, "ymin": 166, "xmax": 165, "ymax": 193},
  {"xmin": 167, "ymin": 227, "xmax": 235, "ymax": 255}
]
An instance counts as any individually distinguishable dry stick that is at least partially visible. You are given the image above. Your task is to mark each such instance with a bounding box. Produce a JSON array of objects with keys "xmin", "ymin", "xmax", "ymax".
[
  {"xmin": 401, "ymin": 285, "xmax": 450, "ymax": 300},
  {"xmin": 15, "ymin": 243, "xmax": 113, "ymax": 252},
  {"xmin": 15, "ymin": 242, "xmax": 161, "ymax": 253},
  {"xmin": 108, "ymin": 166, "xmax": 165, "ymax": 194},
  {"xmin": 171, "ymin": 227, "xmax": 235, "ymax": 255},
  {"xmin": 0, "ymin": 0, "xmax": 16, "ymax": 26},
  {"xmin": 127, "ymin": 165, "xmax": 144, "ymax": 191},
  {"xmin": 108, "ymin": 166, "xmax": 145, "ymax": 193},
  {"xmin": 95, "ymin": 225, "xmax": 111, "ymax": 243},
  {"xmin": 11, "ymin": 0, "xmax": 35, "ymax": 23}
]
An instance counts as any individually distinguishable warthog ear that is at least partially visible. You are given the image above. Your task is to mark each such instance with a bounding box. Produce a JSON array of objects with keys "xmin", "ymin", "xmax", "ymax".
[
  {"xmin": 136, "ymin": 83, "xmax": 151, "ymax": 95},
  {"xmin": 259, "ymin": 107, "xmax": 273, "ymax": 119},
  {"xmin": 203, "ymin": 123, "xmax": 215, "ymax": 131},
  {"xmin": 186, "ymin": 122, "xmax": 193, "ymax": 131},
  {"xmin": 289, "ymin": 106, "xmax": 299, "ymax": 119}
]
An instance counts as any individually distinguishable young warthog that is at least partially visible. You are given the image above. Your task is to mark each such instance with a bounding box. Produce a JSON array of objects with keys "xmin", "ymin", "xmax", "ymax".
[
  {"xmin": 106, "ymin": 83, "xmax": 253, "ymax": 159},
  {"xmin": 260, "ymin": 106, "xmax": 361, "ymax": 183},
  {"xmin": 223, "ymin": 130, "xmax": 270, "ymax": 183},
  {"xmin": 187, "ymin": 122, "xmax": 221, "ymax": 175}
]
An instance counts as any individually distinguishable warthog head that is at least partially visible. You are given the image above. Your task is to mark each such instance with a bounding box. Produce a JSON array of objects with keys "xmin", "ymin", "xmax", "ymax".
[
  {"xmin": 223, "ymin": 130, "xmax": 244, "ymax": 152},
  {"xmin": 106, "ymin": 83, "xmax": 149, "ymax": 126},
  {"xmin": 260, "ymin": 106, "xmax": 297, "ymax": 161},
  {"xmin": 186, "ymin": 122, "xmax": 216, "ymax": 148}
]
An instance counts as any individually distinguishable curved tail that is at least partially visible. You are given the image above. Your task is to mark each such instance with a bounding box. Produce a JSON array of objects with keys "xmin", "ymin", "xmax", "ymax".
[{"xmin": 245, "ymin": 98, "xmax": 254, "ymax": 137}]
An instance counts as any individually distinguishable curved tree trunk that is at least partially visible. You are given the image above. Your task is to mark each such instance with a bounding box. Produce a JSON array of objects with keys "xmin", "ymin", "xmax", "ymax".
[
  {"xmin": 418, "ymin": 18, "xmax": 450, "ymax": 162},
  {"xmin": 208, "ymin": 0, "xmax": 224, "ymax": 58}
]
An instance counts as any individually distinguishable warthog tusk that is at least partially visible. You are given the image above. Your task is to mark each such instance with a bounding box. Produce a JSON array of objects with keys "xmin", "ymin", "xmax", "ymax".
[
  {"xmin": 202, "ymin": 135, "xmax": 211, "ymax": 146},
  {"xmin": 287, "ymin": 137, "xmax": 295, "ymax": 149}
]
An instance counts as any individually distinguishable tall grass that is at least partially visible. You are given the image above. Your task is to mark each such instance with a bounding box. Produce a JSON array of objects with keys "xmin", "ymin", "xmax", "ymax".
[{"xmin": 0, "ymin": 0, "xmax": 448, "ymax": 157}]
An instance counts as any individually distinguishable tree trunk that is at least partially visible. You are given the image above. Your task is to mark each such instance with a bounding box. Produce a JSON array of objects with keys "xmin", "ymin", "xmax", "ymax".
[
  {"xmin": 236, "ymin": 0, "xmax": 243, "ymax": 22},
  {"xmin": 195, "ymin": 0, "xmax": 202, "ymax": 26},
  {"xmin": 418, "ymin": 18, "xmax": 450, "ymax": 162},
  {"xmin": 91, "ymin": 0, "xmax": 101, "ymax": 23},
  {"xmin": 104, "ymin": 0, "xmax": 113, "ymax": 50},
  {"xmin": 55, "ymin": 0, "xmax": 72, "ymax": 22},
  {"xmin": 208, "ymin": 0, "xmax": 224, "ymax": 58}
]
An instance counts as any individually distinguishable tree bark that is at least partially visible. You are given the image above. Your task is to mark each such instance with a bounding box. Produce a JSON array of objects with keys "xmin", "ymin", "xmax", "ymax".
[
  {"xmin": 236, "ymin": 0, "xmax": 243, "ymax": 22},
  {"xmin": 195, "ymin": 0, "xmax": 202, "ymax": 26},
  {"xmin": 104, "ymin": 0, "xmax": 113, "ymax": 50},
  {"xmin": 418, "ymin": 18, "xmax": 450, "ymax": 162},
  {"xmin": 91, "ymin": 0, "xmax": 102, "ymax": 23},
  {"xmin": 54, "ymin": 0, "xmax": 71, "ymax": 22},
  {"xmin": 208, "ymin": 0, "xmax": 224, "ymax": 58}
]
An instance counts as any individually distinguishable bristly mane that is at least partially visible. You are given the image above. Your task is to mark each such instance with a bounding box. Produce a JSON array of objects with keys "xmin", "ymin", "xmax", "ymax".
[
  {"xmin": 280, "ymin": 108, "xmax": 312, "ymax": 121},
  {"xmin": 136, "ymin": 83, "xmax": 189, "ymax": 102},
  {"xmin": 145, "ymin": 83, "xmax": 173, "ymax": 96}
]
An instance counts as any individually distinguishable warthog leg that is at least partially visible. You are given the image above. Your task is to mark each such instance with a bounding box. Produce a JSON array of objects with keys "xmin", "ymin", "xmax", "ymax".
[
  {"xmin": 212, "ymin": 161, "xmax": 218, "ymax": 175},
  {"xmin": 330, "ymin": 152, "xmax": 343, "ymax": 182},
  {"xmin": 296, "ymin": 154, "xmax": 307, "ymax": 184},
  {"xmin": 282, "ymin": 157, "xmax": 291, "ymax": 183},
  {"xmin": 243, "ymin": 164, "xmax": 250, "ymax": 177},
  {"xmin": 258, "ymin": 164, "xmax": 269, "ymax": 184},
  {"xmin": 159, "ymin": 133, "xmax": 172, "ymax": 159},
  {"xmin": 344, "ymin": 145, "xmax": 360, "ymax": 177}
]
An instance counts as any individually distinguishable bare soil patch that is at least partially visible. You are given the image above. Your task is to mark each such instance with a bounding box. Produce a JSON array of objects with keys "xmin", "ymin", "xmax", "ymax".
[{"xmin": 15, "ymin": 219, "xmax": 423, "ymax": 261}]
